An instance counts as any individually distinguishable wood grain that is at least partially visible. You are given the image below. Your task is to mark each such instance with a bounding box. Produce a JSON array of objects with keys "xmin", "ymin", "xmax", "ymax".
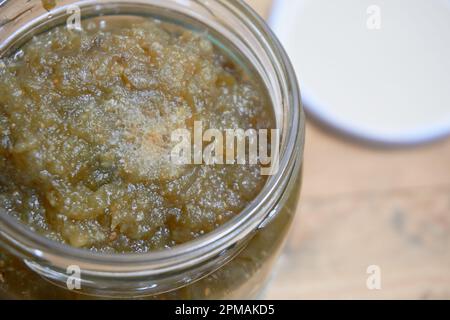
[{"xmin": 246, "ymin": 0, "xmax": 450, "ymax": 300}]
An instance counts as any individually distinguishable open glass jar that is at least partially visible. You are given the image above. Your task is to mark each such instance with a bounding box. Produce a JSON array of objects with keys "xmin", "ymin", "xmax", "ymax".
[{"xmin": 0, "ymin": 0, "xmax": 304, "ymax": 299}]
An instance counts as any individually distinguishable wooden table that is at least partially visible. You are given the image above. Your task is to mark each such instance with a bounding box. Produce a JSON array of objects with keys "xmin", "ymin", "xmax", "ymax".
[{"xmin": 247, "ymin": 0, "xmax": 450, "ymax": 299}]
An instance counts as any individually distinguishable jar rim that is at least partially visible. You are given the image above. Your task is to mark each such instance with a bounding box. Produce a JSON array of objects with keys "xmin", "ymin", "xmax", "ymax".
[{"xmin": 0, "ymin": 0, "xmax": 304, "ymax": 276}]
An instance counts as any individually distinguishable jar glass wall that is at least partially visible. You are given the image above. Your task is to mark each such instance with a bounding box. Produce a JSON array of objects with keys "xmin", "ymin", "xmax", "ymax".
[{"xmin": 0, "ymin": 0, "xmax": 304, "ymax": 299}]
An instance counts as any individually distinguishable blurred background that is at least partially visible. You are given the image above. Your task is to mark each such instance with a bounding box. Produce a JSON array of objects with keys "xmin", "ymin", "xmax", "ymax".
[{"xmin": 246, "ymin": 0, "xmax": 450, "ymax": 299}]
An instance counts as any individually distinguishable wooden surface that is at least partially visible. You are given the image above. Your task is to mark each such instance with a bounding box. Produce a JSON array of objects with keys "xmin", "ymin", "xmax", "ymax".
[{"xmin": 247, "ymin": 0, "xmax": 450, "ymax": 299}]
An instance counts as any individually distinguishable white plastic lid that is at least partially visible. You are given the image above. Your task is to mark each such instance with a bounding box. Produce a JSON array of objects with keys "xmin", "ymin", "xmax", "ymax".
[{"xmin": 269, "ymin": 0, "xmax": 450, "ymax": 145}]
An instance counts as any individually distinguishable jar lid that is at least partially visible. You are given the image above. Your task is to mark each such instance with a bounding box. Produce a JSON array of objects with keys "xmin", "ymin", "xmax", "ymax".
[{"xmin": 269, "ymin": 0, "xmax": 450, "ymax": 145}]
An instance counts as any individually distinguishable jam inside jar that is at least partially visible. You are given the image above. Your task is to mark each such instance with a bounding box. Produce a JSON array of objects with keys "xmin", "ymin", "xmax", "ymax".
[{"xmin": 0, "ymin": 0, "xmax": 304, "ymax": 299}]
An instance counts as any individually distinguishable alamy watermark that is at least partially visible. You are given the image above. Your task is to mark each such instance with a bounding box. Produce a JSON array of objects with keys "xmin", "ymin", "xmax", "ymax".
[
  {"xmin": 66, "ymin": 5, "xmax": 82, "ymax": 31},
  {"xmin": 366, "ymin": 5, "xmax": 382, "ymax": 30},
  {"xmin": 366, "ymin": 265, "xmax": 382, "ymax": 290},
  {"xmin": 171, "ymin": 122, "xmax": 280, "ymax": 176},
  {"xmin": 66, "ymin": 265, "xmax": 81, "ymax": 290}
]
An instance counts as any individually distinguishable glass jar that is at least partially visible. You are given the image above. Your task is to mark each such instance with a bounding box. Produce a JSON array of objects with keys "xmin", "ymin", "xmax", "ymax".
[{"xmin": 0, "ymin": 0, "xmax": 305, "ymax": 299}]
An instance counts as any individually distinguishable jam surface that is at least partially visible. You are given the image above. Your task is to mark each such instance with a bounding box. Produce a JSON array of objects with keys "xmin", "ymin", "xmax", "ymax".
[{"xmin": 0, "ymin": 18, "xmax": 274, "ymax": 253}]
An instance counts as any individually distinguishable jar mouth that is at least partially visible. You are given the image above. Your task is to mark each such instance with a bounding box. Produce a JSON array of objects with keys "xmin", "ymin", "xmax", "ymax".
[{"xmin": 0, "ymin": 0, "xmax": 304, "ymax": 276}]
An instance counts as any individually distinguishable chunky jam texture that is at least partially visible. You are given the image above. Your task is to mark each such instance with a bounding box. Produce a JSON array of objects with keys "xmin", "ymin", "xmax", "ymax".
[{"xmin": 0, "ymin": 19, "xmax": 273, "ymax": 252}]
